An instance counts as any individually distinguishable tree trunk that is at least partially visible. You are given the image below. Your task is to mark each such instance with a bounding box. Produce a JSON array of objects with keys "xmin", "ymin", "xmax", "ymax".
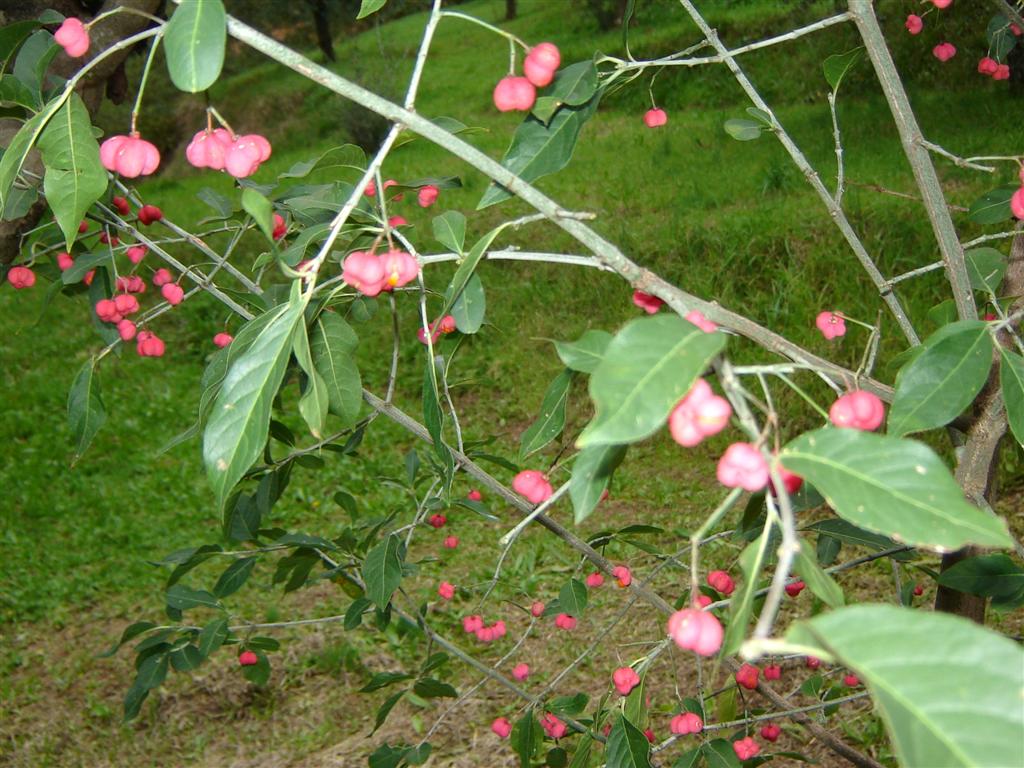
[{"xmin": 505, "ymin": 0, "xmax": 517, "ymax": 21}]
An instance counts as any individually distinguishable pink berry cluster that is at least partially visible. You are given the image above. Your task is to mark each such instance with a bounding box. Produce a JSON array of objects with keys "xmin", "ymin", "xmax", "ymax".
[
  {"xmin": 462, "ymin": 614, "xmax": 507, "ymax": 643},
  {"xmin": 341, "ymin": 249, "xmax": 420, "ymax": 297},
  {"xmin": 417, "ymin": 315, "xmax": 457, "ymax": 345},
  {"xmin": 1010, "ymin": 166, "xmax": 1024, "ymax": 220},
  {"xmin": 643, "ymin": 108, "xmax": 668, "ymax": 128},
  {"xmin": 186, "ymin": 128, "xmax": 272, "ymax": 179},
  {"xmin": 100, "ymin": 134, "xmax": 161, "ymax": 179},
  {"xmin": 512, "ymin": 470, "xmax": 553, "ymax": 504},
  {"xmin": 54, "ymin": 17, "xmax": 89, "ymax": 58},
  {"xmin": 492, "ymin": 43, "xmax": 561, "ymax": 113},
  {"xmin": 815, "ymin": 310, "xmax": 846, "ymax": 340}
]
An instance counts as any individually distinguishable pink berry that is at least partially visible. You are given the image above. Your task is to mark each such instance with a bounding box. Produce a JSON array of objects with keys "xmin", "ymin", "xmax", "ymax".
[
  {"xmin": 829, "ymin": 390, "xmax": 885, "ymax": 431},
  {"xmin": 932, "ymin": 42, "xmax": 956, "ymax": 62},
  {"xmin": 380, "ymin": 249, "xmax": 420, "ymax": 290},
  {"xmin": 126, "ymin": 245, "xmax": 147, "ymax": 265},
  {"xmin": 1011, "ymin": 187, "xmax": 1024, "ymax": 220},
  {"xmin": 685, "ymin": 309, "xmax": 717, "ymax": 333},
  {"xmin": 695, "ymin": 594, "xmax": 712, "ymax": 608},
  {"xmin": 111, "ymin": 196, "xmax": 131, "ymax": 216},
  {"xmin": 905, "ymin": 14, "xmax": 923, "ymax": 34},
  {"xmin": 95, "ymin": 299, "xmax": 121, "ymax": 323},
  {"xmin": 612, "ymin": 565, "xmax": 632, "ymax": 588},
  {"xmin": 57, "ymin": 252, "xmax": 74, "ymax": 271},
  {"xmin": 475, "ymin": 626, "xmax": 494, "ymax": 643},
  {"xmin": 931, "ymin": 0, "xmax": 952, "ymax": 8},
  {"xmin": 512, "ymin": 470, "xmax": 553, "ymax": 504},
  {"xmin": 467, "ymin": 489, "xmax": 483, "ymax": 502},
  {"xmin": 707, "ymin": 570, "xmax": 735, "ymax": 596},
  {"xmin": 137, "ymin": 204, "xmax": 163, "ymax": 225},
  {"xmin": 238, "ymin": 650, "xmax": 258, "ymax": 666},
  {"xmin": 670, "ymin": 712, "xmax": 703, "ymax": 735},
  {"xmin": 554, "ymin": 613, "xmax": 576, "ymax": 630},
  {"xmin": 439, "ymin": 315, "xmax": 457, "ymax": 334},
  {"xmin": 913, "ymin": 583, "xmax": 924, "ymax": 596},
  {"xmin": 735, "ymin": 663, "xmax": 760, "ymax": 690},
  {"xmin": 7, "ymin": 266, "xmax": 35, "ymax": 289},
  {"xmin": 771, "ymin": 461, "xmax": 804, "ymax": 496},
  {"xmin": 666, "ymin": 608, "xmax": 723, "ymax": 656},
  {"xmin": 612, "ymin": 667, "xmax": 641, "ymax": 696},
  {"xmin": 1013, "ymin": 24, "xmax": 1023, "ymax": 36},
  {"xmin": 224, "ymin": 134, "xmax": 272, "ymax": 179},
  {"xmin": 388, "ymin": 215, "xmax": 407, "ymax": 228},
  {"xmin": 805, "ymin": 656, "xmax": 821, "ymax": 669},
  {"xmin": 643, "ymin": 108, "xmax": 668, "ymax": 128},
  {"xmin": 540, "ymin": 712, "xmax": 567, "ymax": 740},
  {"xmin": 117, "ymin": 320, "xmax": 137, "ymax": 341},
  {"xmin": 760, "ymin": 723, "xmax": 781, "ymax": 743},
  {"xmin": 417, "ymin": 185, "xmax": 440, "ymax": 208},
  {"xmin": 428, "ymin": 513, "xmax": 446, "ymax": 529},
  {"xmin": 127, "ymin": 276, "xmax": 146, "ymax": 294},
  {"xmin": 438, "ymin": 581, "xmax": 455, "ymax": 600},
  {"xmin": 530, "ymin": 601, "xmax": 545, "ymax": 618},
  {"xmin": 213, "ymin": 332, "xmax": 233, "ymax": 348},
  {"xmin": 185, "ymin": 128, "xmax": 233, "ymax": 171},
  {"xmin": 463, "ymin": 615, "xmax": 484, "ymax": 633},
  {"xmin": 152, "ymin": 268, "xmax": 172, "ymax": 287},
  {"xmin": 136, "ymin": 330, "xmax": 165, "ymax": 358},
  {"xmin": 644, "ymin": 728, "xmax": 655, "ymax": 744},
  {"xmin": 100, "ymin": 134, "xmax": 161, "ymax": 178},
  {"xmin": 733, "ymin": 737, "xmax": 760, "ymax": 761},
  {"xmin": 342, "ymin": 251, "xmax": 387, "ymax": 297},
  {"xmin": 524, "ymin": 42, "xmax": 561, "ymax": 87},
  {"xmin": 113, "ymin": 293, "xmax": 139, "ymax": 315},
  {"xmin": 585, "ymin": 572, "xmax": 604, "ymax": 588},
  {"xmin": 161, "ymin": 283, "xmax": 185, "ymax": 306},
  {"xmin": 815, "ymin": 311, "xmax": 846, "ymax": 340},
  {"xmin": 717, "ymin": 442, "xmax": 769, "ymax": 492},
  {"xmin": 785, "ymin": 580, "xmax": 806, "ymax": 598},
  {"xmin": 763, "ymin": 664, "xmax": 781, "ymax": 681},
  {"xmin": 493, "ymin": 76, "xmax": 536, "ymax": 112},
  {"xmin": 978, "ymin": 57, "xmax": 999, "ymax": 75},
  {"xmin": 512, "ymin": 663, "xmax": 530, "ymax": 681},
  {"xmin": 669, "ymin": 378, "xmax": 732, "ymax": 448},
  {"xmin": 994, "ymin": 64, "xmax": 1011, "ymax": 80},
  {"xmin": 54, "ymin": 18, "xmax": 90, "ymax": 58},
  {"xmin": 632, "ymin": 290, "xmax": 663, "ymax": 314},
  {"xmin": 491, "ymin": 717, "xmax": 512, "ymax": 739},
  {"xmin": 443, "ymin": 535, "xmax": 458, "ymax": 549},
  {"xmin": 272, "ymin": 213, "xmax": 287, "ymax": 241},
  {"xmin": 844, "ymin": 674, "xmax": 860, "ymax": 687}
]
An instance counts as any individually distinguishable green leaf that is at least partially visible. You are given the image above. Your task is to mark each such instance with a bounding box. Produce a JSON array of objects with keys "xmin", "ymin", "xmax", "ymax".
[
  {"xmin": 723, "ymin": 119, "xmax": 762, "ymax": 141},
  {"xmin": 577, "ymin": 314, "xmax": 726, "ymax": 447},
  {"xmin": 36, "ymin": 94, "xmax": 106, "ymax": 249},
  {"xmin": 554, "ymin": 330, "xmax": 612, "ymax": 374},
  {"xmin": 701, "ymin": 740, "xmax": 742, "ymax": 768},
  {"xmin": 823, "ymin": 48, "xmax": 862, "ymax": 91},
  {"xmin": 927, "ymin": 299, "xmax": 957, "ymax": 329},
  {"xmin": 570, "ymin": 443, "xmax": 626, "ymax": 524},
  {"xmin": 968, "ymin": 186, "xmax": 1016, "ymax": 225},
  {"xmin": 440, "ymin": 221, "xmax": 510, "ymax": 319},
  {"xmin": 292, "ymin": 322, "xmax": 329, "ymax": 438},
  {"xmin": 519, "ymin": 369, "xmax": 572, "ymax": 461},
  {"xmin": 1000, "ymin": 349, "xmax": 1024, "ymax": 448},
  {"xmin": 422, "ymin": 358, "xmax": 451, "ymax": 471},
  {"xmin": 67, "ymin": 358, "xmax": 105, "ymax": 459},
  {"xmin": 450, "ymin": 272, "xmax": 485, "ymax": 334},
  {"xmin": 361, "ymin": 671, "xmax": 413, "ymax": 693},
  {"xmin": 794, "ymin": 539, "xmax": 844, "ymax": 608},
  {"xmin": 197, "ymin": 617, "xmax": 229, "ymax": 658},
  {"xmin": 362, "ymin": 534, "xmax": 404, "ymax": 609},
  {"xmin": 0, "ymin": 74, "xmax": 40, "ymax": 110},
  {"xmin": 61, "ymin": 250, "xmax": 112, "ymax": 285},
  {"xmin": 372, "ymin": 690, "xmax": 406, "ymax": 734},
  {"xmin": 783, "ymin": 605, "xmax": 1024, "ymax": 768},
  {"xmin": 672, "ymin": 747, "xmax": 702, "ymax": 768},
  {"xmin": 889, "ymin": 321, "xmax": 993, "ymax": 437},
  {"xmin": 558, "ymin": 578, "xmax": 588, "ymax": 617},
  {"xmin": 12, "ymin": 30, "xmax": 56, "ymax": 96},
  {"xmin": 723, "ymin": 531, "xmax": 769, "ymax": 656},
  {"xmin": 780, "ymin": 428, "xmax": 1012, "ymax": 551},
  {"xmin": 511, "ymin": 711, "xmax": 541, "ymax": 768},
  {"xmin": 606, "ymin": 715, "xmax": 652, "ymax": 768},
  {"xmin": 478, "ymin": 90, "xmax": 601, "ymax": 209},
  {"xmin": 279, "ymin": 144, "xmax": 365, "ymax": 179},
  {"xmin": 413, "ymin": 678, "xmax": 457, "ymax": 698},
  {"xmin": 987, "ymin": 15, "xmax": 1018, "ymax": 60},
  {"xmin": 166, "ymin": 584, "xmax": 221, "ymax": 611},
  {"xmin": 0, "ymin": 99, "xmax": 60, "ymax": 218},
  {"xmin": 357, "ymin": 0, "xmax": 387, "ymax": 20},
  {"xmin": 803, "ymin": 518, "xmax": 913, "ymax": 560},
  {"xmin": 99, "ymin": 621, "xmax": 157, "ymax": 658},
  {"xmin": 532, "ymin": 60, "xmax": 599, "ymax": 122},
  {"xmin": 432, "ymin": 211, "xmax": 466, "ymax": 254},
  {"xmin": 965, "ymin": 247, "xmax": 1007, "ymax": 293},
  {"xmin": 170, "ymin": 644, "xmax": 204, "ymax": 672},
  {"xmin": 937, "ymin": 554, "xmax": 1024, "ymax": 602},
  {"xmin": 310, "ymin": 312, "xmax": 362, "ymax": 426},
  {"xmin": 203, "ymin": 295, "xmax": 305, "ymax": 508},
  {"xmin": 164, "ymin": 0, "xmax": 226, "ymax": 92},
  {"xmin": 212, "ymin": 557, "xmax": 256, "ymax": 598},
  {"xmin": 241, "ymin": 187, "xmax": 274, "ymax": 242},
  {"xmin": 0, "ymin": 20, "xmax": 42, "ymax": 70}
]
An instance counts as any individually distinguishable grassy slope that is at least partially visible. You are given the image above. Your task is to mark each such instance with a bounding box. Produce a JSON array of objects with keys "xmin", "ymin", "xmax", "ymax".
[{"xmin": 2, "ymin": 0, "xmax": 1022, "ymax": 765}]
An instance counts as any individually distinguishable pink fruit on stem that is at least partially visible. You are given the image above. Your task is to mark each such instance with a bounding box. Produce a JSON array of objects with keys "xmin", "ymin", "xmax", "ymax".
[
  {"xmin": 111, "ymin": 196, "xmax": 131, "ymax": 215},
  {"xmin": 666, "ymin": 608, "xmax": 723, "ymax": 656},
  {"xmin": 815, "ymin": 311, "xmax": 846, "ymax": 339},
  {"xmin": 438, "ymin": 581, "xmax": 455, "ymax": 600},
  {"xmin": 1011, "ymin": 187, "xmax": 1024, "ymax": 220},
  {"xmin": 185, "ymin": 128, "xmax": 233, "ymax": 170},
  {"xmin": 994, "ymin": 64, "xmax": 1011, "ymax": 80},
  {"xmin": 829, "ymin": 390, "xmax": 885, "ymax": 430},
  {"xmin": 493, "ymin": 76, "xmax": 536, "ymax": 112},
  {"xmin": 717, "ymin": 442, "xmax": 770, "ymax": 492},
  {"xmin": 733, "ymin": 737, "xmax": 760, "ymax": 761},
  {"xmin": 612, "ymin": 667, "xmax": 641, "ymax": 696},
  {"xmin": 224, "ymin": 134, "xmax": 272, "ymax": 178},
  {"xmin": 931, "ymin": 0, "xmax": 952, "ymax": 8},
  {"xmin": 387, "ymin": 215, "xmax": 407, "ymax": 228},
  {"xmin": 670, "ymin": 712, "xmax": 703, "ymax": 735},
  {"xmin": 417, "ymin": 185, "xmax": 440, "ymax": 208},
  {"xmin": 685, "ymin": 309, "xmax": 717, "ymax": 333},
  {"xmin": 695, "ymin": 594, "xmax": 712, "ymax": 608},
  {"xmin": 530, "ymin": 601, "xmax": 545, "ymax": 617},
  {"xmin": 770, "ymin": 459, "xmax": 804, "ymax": 496},
  {"xmin": 491, "ymin": 717, "xmax": 512, "ymax": 739},
  {"xmin": 342, "ymin": 251, "xmax": 387, "ymax": 297},
  {"xmin": 844, "ymin": 674, "xmax": 860, "ymax": 687},
  {"xmin": 117, "ymin": 320, "xmax": 137, "ymax": 341},
  {"xmin": 467, "ymin": 489, "xmax": 483, "ymax": 502},
  {"xmin": 632, "ymin": 290, "xmax": 664, "ymax": 313},
  {"xmin": 213, "ymin": 333, "xmax": 233, "ymax": 348},
  {"xmin": 57, "ymin": 252, "xmax": 74, "ymax": 271},
  {"xmin": 138, "ymin": 205, "xmax": 163, "ymax": 225},
  {"xmin": 152, "ymin": 268, "xmax": 173, "ymax": 287},
  {"xmin": 512, "ymin": 663, "xmax": 530, "ymax": 681},
  {"xmin": 512, "ymin": 470, "xmax": 554, "ymax": 504},
  {"xmin": 735, "ymin": 663, "xmax": 760, "ymax": 690},
  {"xmin": 585, "ymin": 572, "xmax": 604, "ymax": 588},
  {"xmin": 238, "ymin": 650, "xmax": 258, "ymax": 666},
  {"xmin": 380, "ymin": 249, "xmax": 420, "ymax": 290},
  {"xmin": 54, "ymin": 17, "xmax": 90, "ymax": 57},
  {"xmin": 113, "ymin": 294, "xmax": 139, "ymax": 315},
  {"xmin": 95, "ymin": 299, "xmax": 121, "ymax": 323},
  {"xmin": 524, "ymin": 42, "xmax": 561, "ymax": 87},
  {"xmin": 7, "ymin": 266, "xmax": 35, "ymax": 289},
  {"xmin": 785, "ymin": 580, "xmax": 806, "ymax": 597},
  {"xmin": 707, "ymin": 570, "xmax": 735, "ymax": 596},
  {"xmin": 136, "ymin": 330, "xmax": 165, "ymax": 358},
  {"xmin": 763, "ymin": 664, "xmax": 781, "ymax": 681},
  {"xmin": 161, "ymin": 283, "xmax": 185, "ymax": 306},
  {"xmin": 978, "ymin": 57, "xmax": 999, "ymax": 75},
  {"xmin": 554, "ymin": 613, "xmax": 576, "ymax": 630},
  {"xmin": 932, "ymin": 42, "xmax": 957, "ymax": 62},
  {"xmin": 913, "ymin": 583, "xmax": 924, "ymax": 596},
  {"xmin": 760, "ymin": 723, "xmax": 781, "ymax": 742},
  {"xmin": 443, "ymin": 535, "xmax": 458, "ymax": 549},
  {"xmin": 126, "ymin": 245, "xmax": 147, "ymax": 265},
  {"xmin": 100, "ymin": 134, "xmax": 161, "ymax": 178},
  {"xmin": 272, "ymin": 213, "xmax": 287, "ymax": 240},
  {"xmin": 643, "ymin": 108, "xmax": 668, "ymax": 128},
  {"xmin": 463, "ymin": 615, "xmax": 484, "ymax": 633},
  {"xmin": 905, "ymin": 14, "xmax": 923, "ymax": 34},
  {"xmin": 612, "ymin": 565, "xmax": 632, "ymax": 587},
  {"xmin": 805, "ymin": 656, "xmax": 821, "ymax": 669},
  {"xmin": 669, "ymin": 378, "xmax": 732, "ymax": 448},
  {"xmin": 428, "ymin": 513, "xmax": 446, "ymax": 529},
  {"xmin": 540, "ymin": 713, "xmax": 567, "ymax": 740}
]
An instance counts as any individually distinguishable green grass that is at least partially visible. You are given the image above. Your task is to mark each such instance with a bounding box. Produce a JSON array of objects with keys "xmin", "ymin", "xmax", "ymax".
[{"xmin": 2, "ymin": 0, "xmax": 1023, "ymax": 765}]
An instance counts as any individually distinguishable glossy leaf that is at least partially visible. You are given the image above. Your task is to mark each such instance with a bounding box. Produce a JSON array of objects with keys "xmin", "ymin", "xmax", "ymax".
[
  {"xmin": 783, "ymin": 605, "xmax": 1024, "ymax": 768},
  {"xmin": 451, "ymin": 272, "xmax": 485, "ymax": 334},
  {"xmin": 794, "ymin": 539, "xmax": 844, "ymax": 608},
  {"xmin": 310, "ymin": 312, "xmax": 362, "ymax": 426},
  {"xmin": 520, "ymin": 369, "xmax": 572, "ymax": 460},
  {"xmin": 413, "ymin": 678, "xmax": 457, "ymax": 698},
  {"xmin": 823, "ymin": 48, "xmax": 862, "ymax": 91},
  {"xmin": 478, "ymin": 90, "xmax": 601, "ymax": 209},
  {"xmin": 279, "ymin": 144, "xmax": 365, "ymax": 179},
  {"xmin": 197, "ymin": 617, "xmax": 229, "ymax": 657},
  {"xmin": 554, "ymin": 330, "xmax": 612, "ymax": 374},
  {"xmin": 570, "ymin": 443, "xmax": 626, "ymax": 523},
  {"xmin": 292, "ymin": 322, "xmax": 329, "ymax": 438},
  {"xmin": 67, "ymin": 358, "xmax": 105, "ymax": 459},
  {"xmin": 803, "ymin": 518, "xmax": 913, "ymax": 560},
  {"xmin": 965, "ymin": 247, "xmax": 1007, "ymax": 293},
  {"xmin": 532, "ymin": 60, "xmax": 599, "ymax": 122},
  {"xmin": 986, "ymin": 15, "xmax": 1018, "ymax": 60},
  {"xmin": 889, "ymin": 321, "xmax": 992, "ymax": 436},
  {"xmin": 372, "ymin": 691, "xmax": 405, "ymax": 734},
  {"xmin": 780, "ymin": 428, "xmax": 1012, "ymax": 551},
  {"xmin": 723, "ymin": 531, "xmax": 769, "ymax": 656},
  {"xmin": 968, "ymin": 186, "xmax": 1016, "ymax": 225},
  {"xmin": 511, "ymin": 711, "xmax": 541, "ymax": 768},
  {"xmin": 212, "ymin": 557, "xmax": 256, "ymax": 598},
  {"xmin": 558, "ymin": 578, "xmax": 588, "ymax": 617},
  {"xmin": 440, "ymin": 221, "xmax": 509, "ymax": 319},
  {"xmin": 165, "ymin": 584, "xmax": 221, "ymax": 611},
  {"xmin": 723, "ymin": 119, "xmax": 762, "ymax": 140},
  {"xmin": 0, "ymin": 98, "xmax": 58, "ymax": 217},
  {"xmin": 432, "ymin": 210, "xmax": 466, "ymax": 254},
  {"xmin": 362, "ymin": 534, "xmax": 403, "ymax": 609},
  {"xmin": 936, "ymin": 554, "xmax": 1024, "ymax": 603},
  {"xmin": 606, "ymin": 715, "xmax": 652, "ymax": 768},
  {"xmin": 241, "ymin": 187, "xmax": 274, "ymax": 242},
  {"xmin": 164, "ymin": 0, "xmax": 226, "ymax": 92},
  {"xmin": 578, "ymin": 315, "xmax": 726, "ymax": 447},
  {"xmin": 701, "ymin": 740, "xmax": 742, "ymax": 768},
  {"xmin": 1001, "ymin": 349, "xmax": 1024, "ymax": 448},
  {"xmin": 203, "ymin": 295, "xmax": 305, "ymax": 508},
  {"xmin": 357, "ymin": 0, "xmax": 387, "ymax": 19}
]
